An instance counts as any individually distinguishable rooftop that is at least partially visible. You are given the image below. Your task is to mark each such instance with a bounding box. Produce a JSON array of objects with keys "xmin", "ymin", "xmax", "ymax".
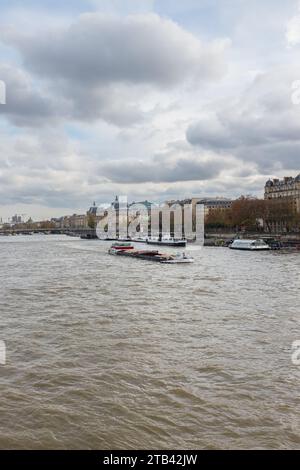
[{"xmin": 266, "ymin": 175, "xmax": 300, "ymax": 187}]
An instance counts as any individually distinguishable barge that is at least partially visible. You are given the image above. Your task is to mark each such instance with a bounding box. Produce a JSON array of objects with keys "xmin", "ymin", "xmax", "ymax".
[{"xmin": 108, "ymin": 243, "xmax": 194, "ymax": 264}]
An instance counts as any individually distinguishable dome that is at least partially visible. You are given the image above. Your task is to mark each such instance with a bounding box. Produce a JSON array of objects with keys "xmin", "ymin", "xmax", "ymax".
[
  {"xmin": 295, "ymin": 174, "xmax": 300, "ymax": 182},
  {"xmin": 265, "ymin": 179, "xmax": 274, "ymax": 187},
  {"xmin": 88, "ymin": 202, "xmax": 97, "ymax": 215}
]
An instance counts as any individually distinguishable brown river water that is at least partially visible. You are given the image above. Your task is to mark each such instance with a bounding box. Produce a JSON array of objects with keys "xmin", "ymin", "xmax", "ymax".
[{"xmin": 0, "ymin": 234, "xmax": 300, "ymax": 449}]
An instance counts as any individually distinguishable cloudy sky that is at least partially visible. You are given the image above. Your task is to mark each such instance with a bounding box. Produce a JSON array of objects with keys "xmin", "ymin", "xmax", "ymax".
[{"xmin": 1, "ymin": 0, "xmax": 300, "ymax": 220}]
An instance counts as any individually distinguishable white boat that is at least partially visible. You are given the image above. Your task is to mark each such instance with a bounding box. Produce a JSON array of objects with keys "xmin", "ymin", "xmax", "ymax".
[
  {"xmin": 132, "ymin": 236, "xmax": 148, "ymax": 243},
  {"xmin": 160, "ymin": 252, "xmax": 194, "ymax": 264},
  {"xmin": 229, "ymin": 239, "xmax": 270, "ymax": 251}
]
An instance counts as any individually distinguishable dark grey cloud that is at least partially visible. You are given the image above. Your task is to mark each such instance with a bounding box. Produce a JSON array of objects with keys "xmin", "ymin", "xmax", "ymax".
[
  {"xmin": 5, "ymin": 13, "xmax": 227, "ymax": 87},
  {"xmin": 62, "ymin": 82, "xmax": 145, "ymax": 125},
  {"xmin": 186, "ymin": 70, "xmax": 300, "ymax": 172},
  {"xmin": 4, "ymin": 3, "xmax": 297, "ymax": 216},
  {"xmin": 0, "ymin": 64, "xmax": 58, "ymax": 127},
  {"xmin": 0, "ymin": 13, "xmax": 228, "ymax": 127},
  {"xmin": 0, "ymin": 63, "xmax": 143, "ymax": 127},
  {"xmin": 187, "ymin": 111, "xmax": 300, "ymax": 150},
  {"xmin": 100, "ymin": 153, "xmax": 231, "ymax": 183}
]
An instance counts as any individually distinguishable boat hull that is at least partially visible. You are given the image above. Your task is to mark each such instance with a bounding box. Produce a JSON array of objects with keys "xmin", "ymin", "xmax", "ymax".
[
  {"xmin": 109, "ymin": 249, "xmax": 193, "ymax": 264},
  {"xmin": 147, "ymin": 240, "xmax": 187, "ymax": 247},
  {"xmin": 229, "ymin": 247, "xmax": 270, "ymax": 251},
  {"xmin": 161, "ymin": 259, "xmax": 194, "ymax": 264}
]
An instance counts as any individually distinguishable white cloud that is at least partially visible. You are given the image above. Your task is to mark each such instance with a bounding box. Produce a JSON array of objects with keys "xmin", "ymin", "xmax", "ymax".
[
  {"xmin": 0, "ymin": 12, "xmax": 229, "ymax": 128},
  {"xmin": 89, "ymin": 0, "xmax": 155, "ymax": 15},
  {"xmin": 0, "ymin": 1, "xmax": 299, "ymax": 219},
  {"xmin": 7, "ymin": 13, "xmax": 227, "ymax": 87},
  {"xmin": 286, "ymin": 2, "xmax": 300, "ymax": 46}
]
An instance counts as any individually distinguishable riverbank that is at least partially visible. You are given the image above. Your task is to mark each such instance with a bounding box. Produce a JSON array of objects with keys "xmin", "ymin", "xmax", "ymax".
[{"xmin": 204, "ymin": 232, "xmax": 300, "ymax": 249}]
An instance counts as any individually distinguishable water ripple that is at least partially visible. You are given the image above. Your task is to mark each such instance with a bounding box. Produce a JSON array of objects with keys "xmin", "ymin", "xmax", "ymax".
[{"xmin": 0, "ymin": 235, "xmax": 300, "ymax": 449}]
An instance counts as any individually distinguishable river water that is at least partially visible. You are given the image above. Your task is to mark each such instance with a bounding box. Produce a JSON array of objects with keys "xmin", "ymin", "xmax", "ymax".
[{"xmin": 0, "ymin": 234, "xmax": 300, "ymax": 449}]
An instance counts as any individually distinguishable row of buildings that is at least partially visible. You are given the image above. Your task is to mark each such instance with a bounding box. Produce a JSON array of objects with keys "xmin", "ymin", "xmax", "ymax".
[
  {"xmin": 1, "ymin": 174, "xmax": 298, "ymax": 233},
  {"xmin": 45, "ymin": 173, "xmax": 300, "ymax": 231},
  {"xmin": 50, "ymin": 197, "xmax": 234, "ymax": 230}
]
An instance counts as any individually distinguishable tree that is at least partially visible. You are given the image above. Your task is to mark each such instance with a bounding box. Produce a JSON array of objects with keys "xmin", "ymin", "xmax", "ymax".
[
  {"xmin": 204, "ymin": 196, "xmax": 300, "ymax": 234},
  {"xmin": 227, "ymin": 197, "xmax": 265, "ymax": 232},
  {"xmin": 264, "ymin": 199, "xmax": 298, "ymax": 233},
  {"xmin": 205, "ymin": 209, "xmax": 231, "ymax": 230}
]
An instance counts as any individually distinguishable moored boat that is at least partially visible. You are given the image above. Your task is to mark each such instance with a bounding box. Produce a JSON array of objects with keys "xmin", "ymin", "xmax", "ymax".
[
  {"xmin": 131, "ymin": 236, "xmax": 148, "ymax": 243},
  {"xmin": 229, "ymin": 239, "xmax": 271, "ymax": 251},
  {"xmin": 147, "ymin": 236, "xmax": 187, "ymax": 247}
]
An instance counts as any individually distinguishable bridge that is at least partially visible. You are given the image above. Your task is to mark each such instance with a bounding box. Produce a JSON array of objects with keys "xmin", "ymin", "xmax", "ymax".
[{"xmin": 0, "ymin": 228, "xmax": 98, "ymax": 238}]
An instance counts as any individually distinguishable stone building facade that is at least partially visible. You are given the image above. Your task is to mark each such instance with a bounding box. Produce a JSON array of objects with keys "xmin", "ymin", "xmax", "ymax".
[
  {"xmin": 197, "ymin": 198, "xmax": 233, "ymax": 216},
  {"xmin": 264, "ymin": 175, "xmax": 300, "ymax": 213}
]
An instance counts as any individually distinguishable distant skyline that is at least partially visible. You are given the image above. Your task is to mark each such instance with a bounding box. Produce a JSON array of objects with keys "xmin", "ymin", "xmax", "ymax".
[{"xmin": 1, "ymin": 0, "xmax": 300, "ymax": 219}]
